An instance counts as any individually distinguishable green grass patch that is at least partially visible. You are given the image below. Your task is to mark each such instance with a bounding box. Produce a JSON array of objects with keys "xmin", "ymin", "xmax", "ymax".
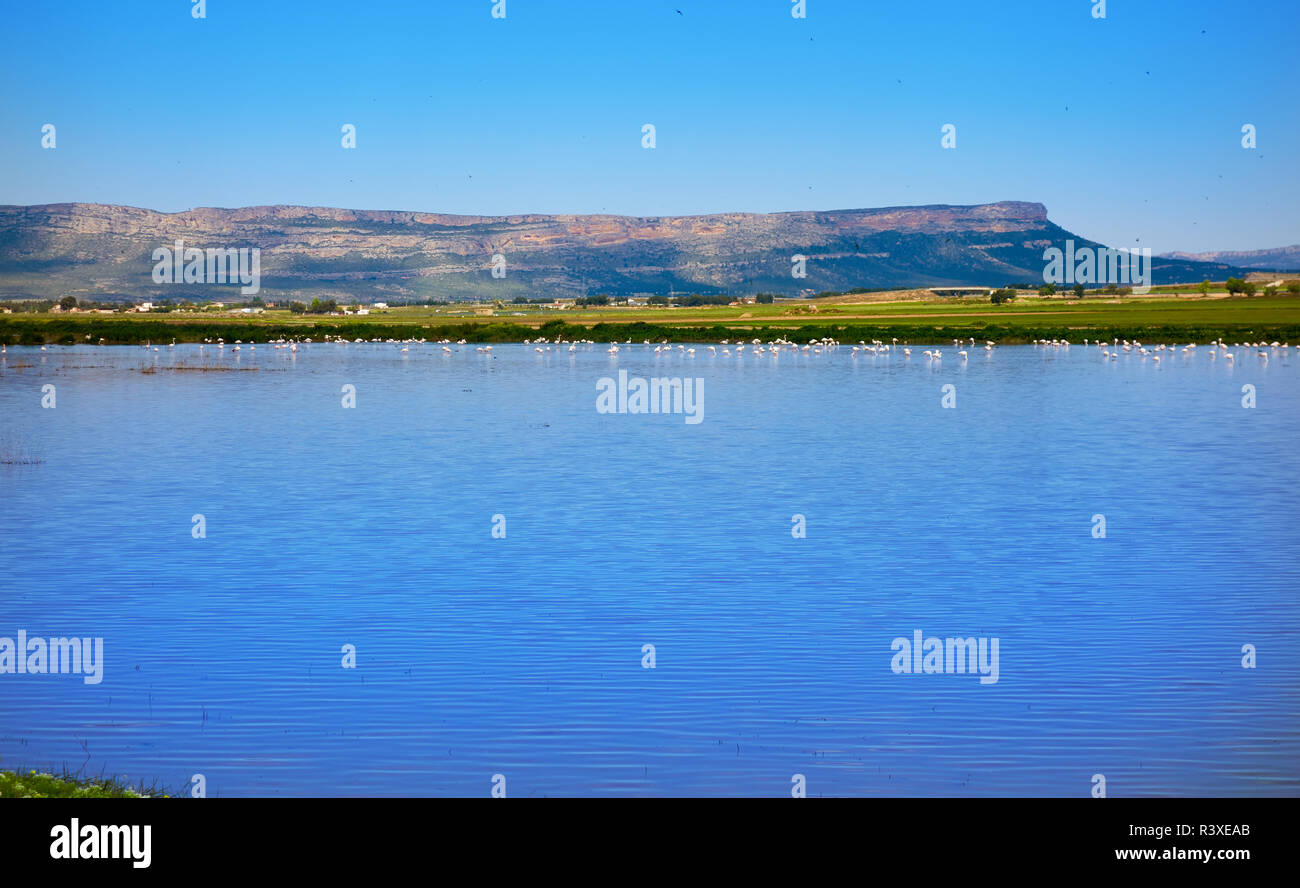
[
  {"xmin": 0, "ymin": 764, "xmax": 172, "ymax": 798},
  {"xmin": 4, "ymin": 296, "xmax": 1299, "ymax": 345}
]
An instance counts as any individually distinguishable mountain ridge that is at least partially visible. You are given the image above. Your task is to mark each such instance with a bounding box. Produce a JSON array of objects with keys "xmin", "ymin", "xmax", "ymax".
[
  {"xmin": 0, "ymin": 201, "xmax": 1246, "ymax": 302},
  {"xmin": 1159, "ymin": 245, "xmax": 1300, "ymax": 271}
]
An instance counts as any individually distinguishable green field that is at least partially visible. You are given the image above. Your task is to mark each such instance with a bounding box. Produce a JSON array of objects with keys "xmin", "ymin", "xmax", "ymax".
[{"xmin": 4, "ymin": 295, "xmax": 1299, "ymax": 345}]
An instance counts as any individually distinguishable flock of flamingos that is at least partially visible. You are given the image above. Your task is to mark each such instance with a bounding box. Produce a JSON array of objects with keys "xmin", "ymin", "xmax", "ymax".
[{"xmin": 2, "ymin": 335, "xmax": 1290, "ymax": 366}]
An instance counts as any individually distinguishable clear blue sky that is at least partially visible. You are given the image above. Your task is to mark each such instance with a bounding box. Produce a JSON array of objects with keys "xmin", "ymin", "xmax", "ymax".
[{"xmin": 2, "ymin": 0, "xmax": 1296, "ymax": 253}]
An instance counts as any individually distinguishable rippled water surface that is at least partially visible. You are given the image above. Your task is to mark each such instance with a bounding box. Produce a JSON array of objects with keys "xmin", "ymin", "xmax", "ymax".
[{"xmin": 2, "ymin": 340, "xmax": 1297, "ymax": 796}]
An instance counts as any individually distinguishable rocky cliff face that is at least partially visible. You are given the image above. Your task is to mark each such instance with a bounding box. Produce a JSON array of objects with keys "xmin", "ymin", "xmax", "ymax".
[{"xmin": 0, "ymin": 201, "xmax": 1240, "ymax": 301}]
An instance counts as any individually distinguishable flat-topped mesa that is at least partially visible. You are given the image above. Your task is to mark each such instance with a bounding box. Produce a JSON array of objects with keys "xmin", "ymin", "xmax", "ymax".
[{"xmin": 0, "ymin": 200, "xmax": 1240, "ymax": 299}]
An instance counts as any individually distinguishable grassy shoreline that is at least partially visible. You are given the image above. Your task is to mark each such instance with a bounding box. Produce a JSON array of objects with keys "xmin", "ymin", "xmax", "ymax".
[
  {"xmin": 0, "ymin": 766, "xmax": 170, "ymax": 798},
  {"xmin": 4, "ymin": 297, "xmax": 1299, "ymax": 346}
]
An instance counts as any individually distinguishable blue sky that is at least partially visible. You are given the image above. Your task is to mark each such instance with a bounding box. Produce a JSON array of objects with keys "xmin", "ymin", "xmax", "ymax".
[{"xmin": 2, "ymin": 0, "xmax": 1296, "ymax": 252}]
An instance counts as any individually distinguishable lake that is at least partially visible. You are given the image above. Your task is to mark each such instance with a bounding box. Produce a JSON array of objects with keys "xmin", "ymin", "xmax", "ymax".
[{"xmin": 1, "ymin": 339, "xmax": 1297, "ymax": 796}]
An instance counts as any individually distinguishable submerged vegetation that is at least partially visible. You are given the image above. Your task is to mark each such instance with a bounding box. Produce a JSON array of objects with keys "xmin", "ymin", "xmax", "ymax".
[{"xmin": 0, "ymin": 435, "xmax": 41, "ymax": 466}]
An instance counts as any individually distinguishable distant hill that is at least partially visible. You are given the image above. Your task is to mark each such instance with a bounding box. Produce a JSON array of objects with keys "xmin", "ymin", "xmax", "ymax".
[
  {"xmin": 1159, "ymin": 245, "xmax": 1300, "ymax": 272},
  {"xmin": 0, "ymin": 201, "xmax": 1247, "ymax": 302}
]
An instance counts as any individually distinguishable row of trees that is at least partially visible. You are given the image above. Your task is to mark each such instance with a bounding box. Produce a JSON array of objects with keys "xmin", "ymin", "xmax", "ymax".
[
  {"xmin": 1220, "ymin": 279, "xmax": 1300, "ymax": 297},
  {"xmin": 1225, "ymin": 278, "xmax": 1258, "ymax": 296},
  {"xmin": 51, "ymin": 296, "xmax": 281, "ymax": 313},
  {"xmin": 289, "ymin": 298, "xmax": 339, "ymax": 314}
]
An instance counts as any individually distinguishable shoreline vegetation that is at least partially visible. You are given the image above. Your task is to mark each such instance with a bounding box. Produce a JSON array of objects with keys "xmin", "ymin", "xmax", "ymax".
[
  {"xmin": 3, "ymin": 294, "xmax": 1300, "ymax": 347},
  {"xmin": 0, "ymin": 765, "xmax": 170, "ymax": 798}
]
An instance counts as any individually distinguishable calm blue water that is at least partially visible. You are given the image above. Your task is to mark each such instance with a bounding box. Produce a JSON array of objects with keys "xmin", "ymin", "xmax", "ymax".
[{"xmin": 1, "ymin": 340, "xmax": 1297, "ymax": 797}]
